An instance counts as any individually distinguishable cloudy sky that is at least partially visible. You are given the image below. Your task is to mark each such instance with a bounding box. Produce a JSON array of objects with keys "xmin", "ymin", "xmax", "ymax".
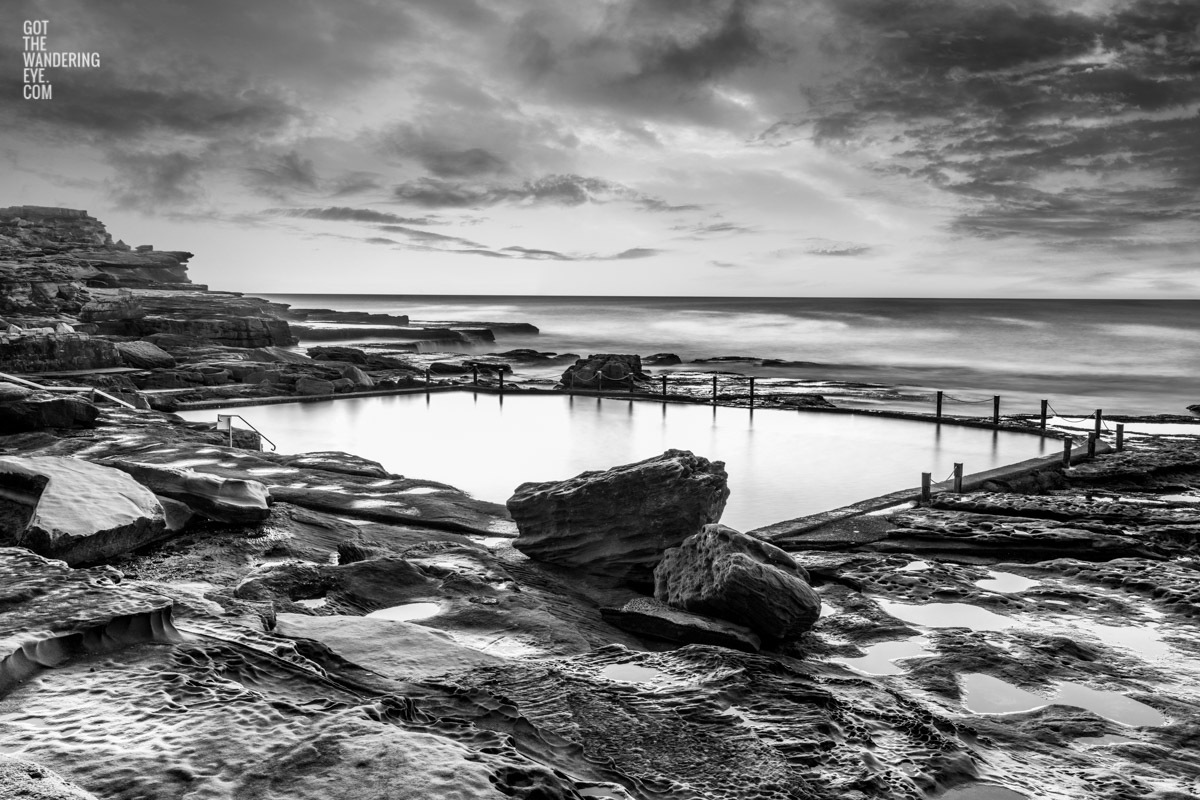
[{"xmin": 1, "ymin": 0, "xmax": 1197, "ymax": 297}]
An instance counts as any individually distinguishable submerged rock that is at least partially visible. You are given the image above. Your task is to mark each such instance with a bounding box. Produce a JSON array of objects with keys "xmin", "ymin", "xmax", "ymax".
[
  {"xmin": 508, "ymin": 449, "xmax": 729, "ymax": 585},
  {"xmin": 0, "ymin": 456, "xmax": 167, "ymax": 565},
  {"xmin": 655, "ymin": 524, "xmax": 821, "ymax": 641}
]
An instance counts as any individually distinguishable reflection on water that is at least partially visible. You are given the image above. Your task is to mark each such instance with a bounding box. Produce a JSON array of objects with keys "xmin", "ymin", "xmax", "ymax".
[
  {"xmin": 835, "ymin": 637, "xmax": 934, "ymax": 675},
  {"xmin": 179, "ymin": 393, "xmax": 1047, "ymax": 531},
  {"xmin": 975, "ymin": 571, "xmax": 1039, "ymax": 594},
  {"xmin": 364, "ymin": 602, "xmax": 441, "ymax": 621},
  {"xmin": 600, "ymin": 664, "xmax": 664, "ymax": 684},
  {"xmin": 961, "ymin": 673, "xmax": 1166, "ymax": 727},
  {"xmin": 877, "ymin": 600, "xmax": 1017, "ymax": 631}
]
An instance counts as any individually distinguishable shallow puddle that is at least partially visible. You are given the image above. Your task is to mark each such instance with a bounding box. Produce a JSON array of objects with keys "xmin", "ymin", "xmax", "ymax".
[
  {"xmin": 975, "ymin": 571, "xmax": 1039, "ymax": 594},
  {"xmin": 898, "ymin": 560, "xmax": 930, "ymax": 572},
  {"xmin": 877, "ymin": 600, "xmax": 1016, "ymax": 631},
  {"xmin": 365, "ymin": 602, "xmax": 441, "ymax": 621},
  {"xmin": 961, "ymin": 673, "xmax": 1166, "ymax": 726},
  {"xmin": 601, "ymin": 663, "xmax": 664, "ymax": 684},
  {"xmin": 295, "ymin": 597, "xmax": 327, "ymax": 609},
  {"xmin": 835, "ymin": 637, "xmax": 934, "ymax": 675}
]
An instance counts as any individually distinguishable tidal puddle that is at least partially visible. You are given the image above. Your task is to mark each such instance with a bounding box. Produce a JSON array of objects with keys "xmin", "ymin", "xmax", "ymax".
[
  {"xmin": 365, "ymin": 602, "xmax": 440, "ymax": 621},
  {"xmin": 877, "ymin": 600, "xmax": 1172, "ymax": 661},
  {"xmin": 941, "ymin": 784, "xmax": 1028, "ymax": 800},
  {"xmin": 877, "ymin": 600, "xmax": 1016, "ymax": 631},
  {"xmin": 898, "ymin": 560, "xmax": 930, "ymax": 572},
  {"xmin": 601, "ymin": 663, "xmax": 664, "ymax": 684},
  {"xmin": 835, "ymin": 637, "xmax": 934, "ymax": 675},
  {"xmin": 975, "ymin": 571, "xmax": 1039, "ymax": 594},
  {"xmin": 961, "ymin": 673, "xmax": 1166, "ymax": 726}
]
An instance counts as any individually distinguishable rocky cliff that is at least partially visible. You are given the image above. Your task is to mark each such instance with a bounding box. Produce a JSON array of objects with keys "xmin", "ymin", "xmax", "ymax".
[{"xmin": 0, "ymin": 206, "xmax": 295, "ymax": 367}]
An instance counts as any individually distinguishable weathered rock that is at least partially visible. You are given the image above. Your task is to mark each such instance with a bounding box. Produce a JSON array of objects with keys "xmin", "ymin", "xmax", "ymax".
[
  {"xmin": 0, "ymin": 333, "xmax": 121, "ymax": 372},
  {"xmin": 127, "ymin": 315, "xmax": 292, "ymax": 348},
  {"xmin": 0, "ymin": 394, "xmax": 99, "ymax": 433},
  {"xmin": 0, "ymin": 381, "xmax": 33, "ymax": 401},
  {"xmin": 295, "ymin": 375, "xmax": 335, "ymax": 396},
  {"xmin": 508, "ymin": 449, "xmax": 729, "ymax": 585},
  {"xmin": 0, "ymin": 754, "xmax": 100, "ymax": 800},
  {"xmin": 0, "ymin": 456, "xmax": 168, "ymax": 565},
  {"xmin": 655, "ymin": 524, "xmax": 821, "ymax": 641},
  {"xmin": 0, "ymin": 546, "xmax": 179, "ymax": 690},
  {"xmin": 601, "ymin": 596, "xmax": 762, "ymax": 652},
  {"xmin": 274, "ymin": 451, "xmax": 390, "ymax": 478},
  {"xmin": 99, "ymin": 460, "xmax": 271, "ymax": 523},
  {"xmin": 114, "ymin": 339, "xmax": 176, "ymax": 369},
  {"xmin": 308, "ymin": 345, "xmax": 368, "ymax": 364},
  {"xmin": 273, "ymin": 613, "xmax": 503, "ymax": 680},
  {"xmin": 560, "ymin": 353, "xmax": 652, "ymax": 390},
  {"xmin": 78, "ymin": 289, "xmax": 144, "ymax": 322},
  {"xmin": 247, "ymin": 346, "xmax": 314, "ymax": 364}
]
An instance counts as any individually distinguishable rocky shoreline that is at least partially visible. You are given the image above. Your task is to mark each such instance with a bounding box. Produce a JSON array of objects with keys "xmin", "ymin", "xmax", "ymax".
[{"xmin": 1, "ymin": 207, "xmax": 1199, "ymax": 799}]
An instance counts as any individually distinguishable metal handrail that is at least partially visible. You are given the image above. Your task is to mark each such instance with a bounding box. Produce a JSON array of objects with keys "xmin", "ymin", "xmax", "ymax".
[{"xmin": 216, "ymin": 413, "xmax": 277, "ymax": 451}]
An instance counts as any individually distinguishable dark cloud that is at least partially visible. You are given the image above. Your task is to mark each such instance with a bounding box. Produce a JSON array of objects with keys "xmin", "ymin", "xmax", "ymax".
[
  {"xmin": 272, "ymin": 207, "xmax": 430, "ymax": 225},
  {"xmin": 106, "ymin": 149, "xmax": 207, "ymax": 211},
  {"xmin": 391, "ymin": 173, "xmax": 669, "ymax": 209},
  {"xmin": 378, "ymin": 224, "xmax": 485, "ymax": 248},
  {"xmin": 508, "ymin": 0, "xmax": 789, "ymax": 127},
  {"xmin": 808, "ymin": 244, "xmax": 872, "ymax": 256},
  {"xmin": 774, "ymin": 0, "xmax": 1200, "ymax": 251},
  {"xmin": 245, "ymin": 152, "xmax": 320, "ymax": 198}
]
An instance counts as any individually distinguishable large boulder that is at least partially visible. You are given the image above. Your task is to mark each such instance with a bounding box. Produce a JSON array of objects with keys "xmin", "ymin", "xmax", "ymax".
[
  {"xmin": 0, "ymin": 457, "xmax": 168, "ymax": 565},
  {"xmin": 99, "ymin": 460, "xmax": 271, "ymax": 524},
  {"xmin": 560, "ymin": 353, "xmax": 652, "ymax": 391},
  {"xmin": 654, "ymin": 524, "xmax": 821, "ymax": 642},
  {"xmin": 508, "ymin": 449, "xmax": 729, "ymax": 585},
  {"xmin": 114, "ymin": 339, "xmax": 176, "ymax": 369}
]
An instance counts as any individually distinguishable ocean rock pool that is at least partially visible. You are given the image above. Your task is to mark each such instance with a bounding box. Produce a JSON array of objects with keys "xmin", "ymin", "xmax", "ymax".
[{"xmin": 180, "ymin": 392, "xmax": 1051, "ymax": 531}]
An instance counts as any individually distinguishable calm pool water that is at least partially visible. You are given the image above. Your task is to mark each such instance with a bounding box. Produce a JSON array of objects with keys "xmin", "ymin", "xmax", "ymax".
[{"xmin": 180, "ymin": 392, "xmax": 1050, "ymax": 531}]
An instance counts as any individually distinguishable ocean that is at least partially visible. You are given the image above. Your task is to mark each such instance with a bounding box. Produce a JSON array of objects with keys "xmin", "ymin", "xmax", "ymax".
[{"xmin": 258, "ymin": 295, "xmax": 1199, "ymax": 417}]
